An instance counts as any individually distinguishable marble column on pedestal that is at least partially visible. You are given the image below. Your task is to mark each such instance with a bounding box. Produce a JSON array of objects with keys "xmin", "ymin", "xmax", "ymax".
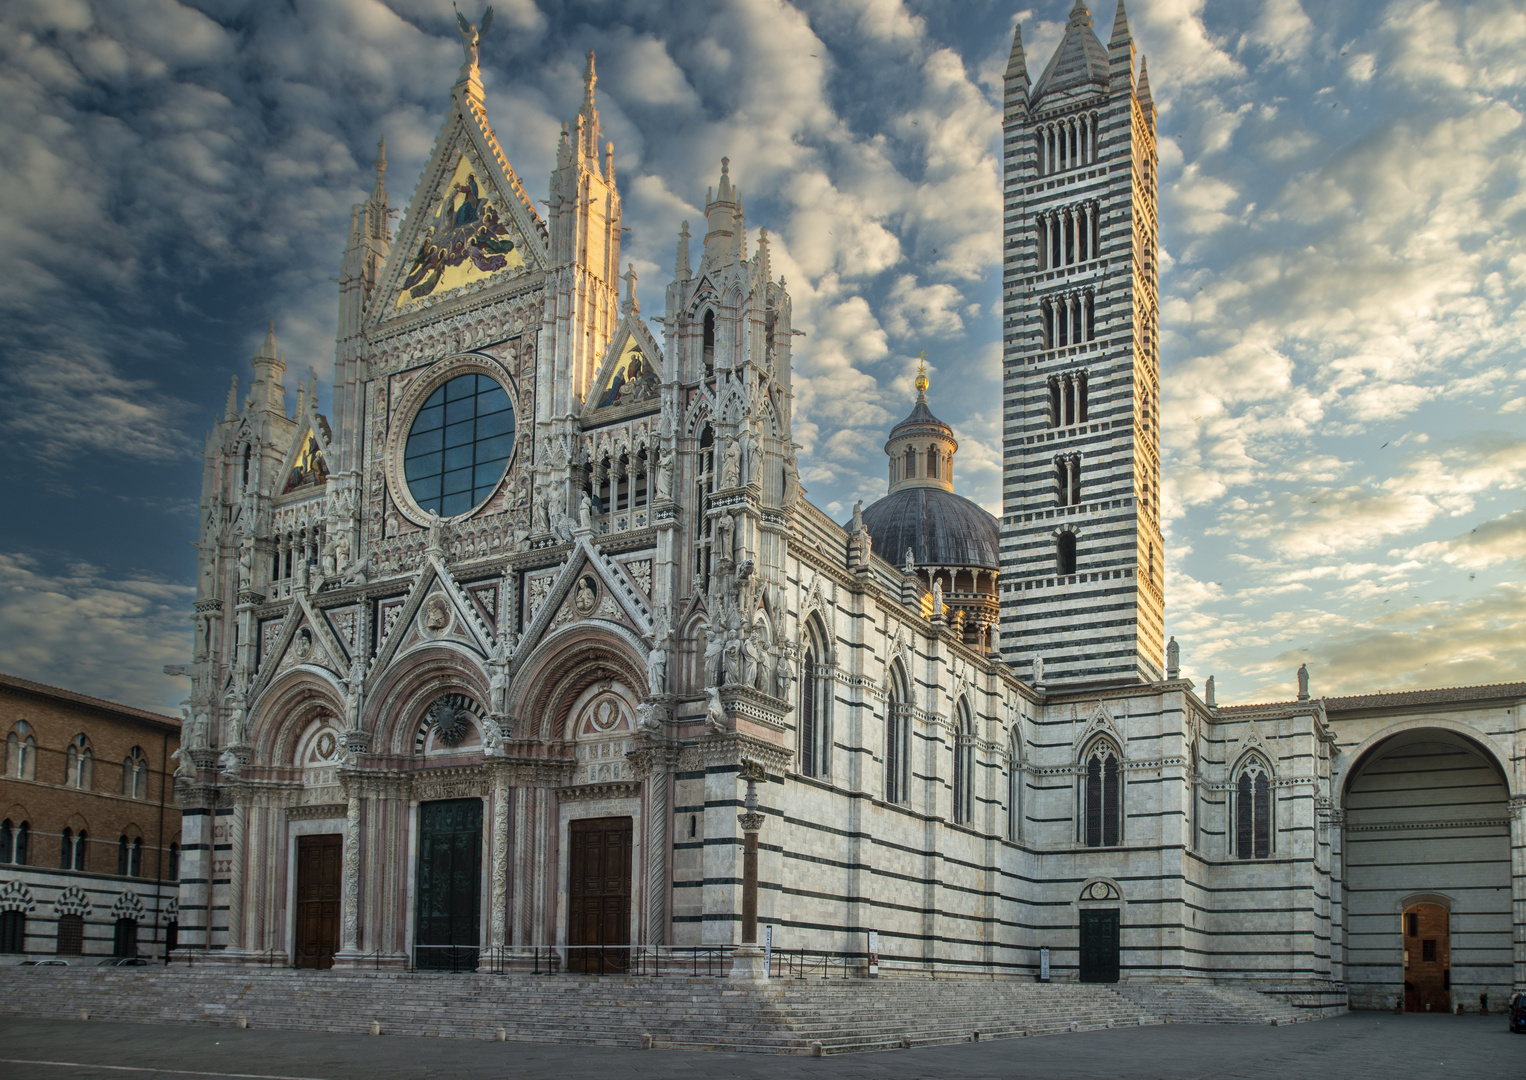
[
  {"xmin": 338, "ymin": 792, "xmax": 362, "ymax": 958},
  {"xmin": 489, "ymin": 766, "xmax": 511, "ymax": 956}
]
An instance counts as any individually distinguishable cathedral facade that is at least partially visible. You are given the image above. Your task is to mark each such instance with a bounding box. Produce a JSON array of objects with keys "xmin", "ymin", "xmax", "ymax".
[{"xmin": 172, "ymin": 3, "xmax": 1524, "ymax": 1011}]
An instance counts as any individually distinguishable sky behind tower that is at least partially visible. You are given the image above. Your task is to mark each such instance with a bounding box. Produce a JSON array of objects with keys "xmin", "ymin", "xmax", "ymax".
[{"xmin": 0, "ymin": 0, "xmax": 1522, "ymax": 712}]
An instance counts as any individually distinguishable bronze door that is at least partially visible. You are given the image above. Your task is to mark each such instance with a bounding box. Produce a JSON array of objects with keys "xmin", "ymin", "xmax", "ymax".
[
  {"xmin": 295, "ymin": 834, "xmax": 341, "ymax": 969},
  {"xmin": 567, "ymin": 816, "xmax": 632, "ymax": 973},
  {"xmin": 1078, "ymin": 908, "xmax": 1120, "ymax": 983},
  {"xmin": 414, "ymin": 799, "xmax": 482, "ymax": 971}
]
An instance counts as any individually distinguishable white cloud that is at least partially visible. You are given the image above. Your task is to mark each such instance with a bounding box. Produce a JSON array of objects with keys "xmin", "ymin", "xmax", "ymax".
[{"xmin": 0, "ymin": 551, "xmax": 191, "ymax": 712}]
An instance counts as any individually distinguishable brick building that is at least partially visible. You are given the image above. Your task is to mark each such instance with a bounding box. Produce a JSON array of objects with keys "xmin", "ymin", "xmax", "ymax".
[{"xmin": 0, "ymin": 672, "xmax": 181, "ymax": 960}]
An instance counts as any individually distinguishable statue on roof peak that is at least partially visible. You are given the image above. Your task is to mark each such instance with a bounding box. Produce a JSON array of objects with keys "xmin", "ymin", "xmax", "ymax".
[{"xmin": 453, "ymin": 4, "xmax": 494, "ymax": 69}]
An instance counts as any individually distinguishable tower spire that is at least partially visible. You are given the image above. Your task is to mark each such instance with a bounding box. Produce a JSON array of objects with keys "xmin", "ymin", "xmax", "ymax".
[
  {"xmin": 1005, "ymin": 24, "xmax": 1030, "ymax": 116},
  {"xmin": 578, "ymin": 50, "xmax": 601, "ymax": 161},
  {"xmin": 1109, "ymin": 0, "xmax": 1135, "ymax": 83}
]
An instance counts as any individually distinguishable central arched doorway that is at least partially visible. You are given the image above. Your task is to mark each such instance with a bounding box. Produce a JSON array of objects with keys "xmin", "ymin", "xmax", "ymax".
[{"xmin": 1342, "ymin": 728, "xmax": 1511, "ymax": 1011}]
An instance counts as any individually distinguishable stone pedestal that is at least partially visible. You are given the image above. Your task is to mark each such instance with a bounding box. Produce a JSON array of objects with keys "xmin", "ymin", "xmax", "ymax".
[{"xmin": 729, "ymin": 943, "xmax": 766, "ymax": 981}]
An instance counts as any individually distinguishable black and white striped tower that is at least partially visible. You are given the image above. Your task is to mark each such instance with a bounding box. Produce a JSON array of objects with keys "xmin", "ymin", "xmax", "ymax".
[{"xmin": 999, "ymin": 1, "xmax": 1162, "ymax": 687}]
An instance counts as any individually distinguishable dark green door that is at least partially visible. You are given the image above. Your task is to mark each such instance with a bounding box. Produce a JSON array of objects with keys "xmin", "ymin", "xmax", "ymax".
[
  {"xmin": 1078, "ymin": 909, "xmax": 1120, "ymax": 983},
  {"xmin": 415, "ymin": 798, "xmax": 482, "ymax": 970}
]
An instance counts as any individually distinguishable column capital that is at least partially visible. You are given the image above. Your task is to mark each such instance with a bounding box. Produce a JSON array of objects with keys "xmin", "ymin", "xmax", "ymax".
[{"xmin": 738, "ymin": 811, "xmax": 765, "ymax": 834}]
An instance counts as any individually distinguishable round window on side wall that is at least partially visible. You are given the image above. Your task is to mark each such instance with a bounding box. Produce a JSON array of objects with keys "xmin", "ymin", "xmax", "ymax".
[{"xmin": 402, "ymin": 372, "xmax": 515, "ymax": 518}]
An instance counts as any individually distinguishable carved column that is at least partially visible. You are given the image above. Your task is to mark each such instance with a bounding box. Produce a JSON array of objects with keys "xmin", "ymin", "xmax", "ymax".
[
  {"xmin": 339, "ymin": 790, "xmax": 362, "ymax": 955},
  {"xmin": 630, "ymin": 742, "xmax": 680, "ymax": 948},
  {"xmin": 489, "ymin": 765, "xmax": 511, "ymax": 952},
  {"xmin": 730, "ymin": 760, "xmax": 768, "ymax": 980}
]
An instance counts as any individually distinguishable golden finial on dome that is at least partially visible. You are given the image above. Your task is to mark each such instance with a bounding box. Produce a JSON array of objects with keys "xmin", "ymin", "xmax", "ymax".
[{"xmin": 914, "ymin": 350, "xmax": 929, "ymax": 395}]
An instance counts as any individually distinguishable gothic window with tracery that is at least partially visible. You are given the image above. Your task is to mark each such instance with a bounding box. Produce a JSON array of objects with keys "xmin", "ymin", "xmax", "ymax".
[
  {"xmin": 952, "ymin": 699, "xmax": 975, "ymax": 825},
  {"xmin": 1235, "ymin": 758, "xmax": 1273, "ymax": 859},
  {"xmin": 799, "ymin": 616, "xmax": 832, "ymax": 778},
  {"xmin": 1008, "ymin": 729, "xmax": 1023, "ymax": 841},
  {"xmin": 1081, "ymin": 740, "xmax": 1121, "ymax": 848},
  {"xmin": 885, "ymin": 665, "xmax": 911, "ymax": 805}
]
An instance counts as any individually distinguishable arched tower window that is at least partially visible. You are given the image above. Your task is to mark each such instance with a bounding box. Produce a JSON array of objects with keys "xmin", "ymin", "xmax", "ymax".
[
  {"xmin": 1082, "ymin": 740, "xmax": 1121, "ymax": 848},
  {"xmin": 1056, "ymin": 531, "xmax": 1077, "ymax": 575},
  {"xmin": 702, "ymin": 310, "xmax": 716, "ymax": 379},
  {"xmin": 242, "ymin": 444, "xmax": 252, "ymax": 487},
  {"xmin": 1048, "ymin": 377, "xmax": 1061, "ymax": 426},
  {"xmin": 926, "ymin": 446, "xmax": 940, "ymax": 481},
  {"xmin": 904, "ymin": 445, "xmax": 916, "ymax": 479},
  {"xmin": 1235, "ymin": 758, "xmax": 1273, "ymax": 859},
  {"xmin": 885, "ymin": 665, "xmax": 911, "ymax": 805},
  {"xmin": 799, "ymin": 617, "xmax": 833, "ymax": 778},
  {"xmin": 952, "ymin": 699, "xmax": 975, "ymax": 825}
]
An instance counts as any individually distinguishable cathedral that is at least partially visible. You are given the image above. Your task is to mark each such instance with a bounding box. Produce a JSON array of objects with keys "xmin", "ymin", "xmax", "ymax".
[{"xmin": 171, "ymin": 2, "xmax": 1524, "ymax": 1012}]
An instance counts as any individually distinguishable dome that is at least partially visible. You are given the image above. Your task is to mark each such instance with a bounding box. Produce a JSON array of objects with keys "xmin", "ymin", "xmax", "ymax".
[{"xmin": 857, "ymin": 486, "xmax": 999, "ymax": 571}]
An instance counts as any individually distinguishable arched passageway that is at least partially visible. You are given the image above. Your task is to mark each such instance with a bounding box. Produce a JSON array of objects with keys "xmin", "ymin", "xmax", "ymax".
[{"xmin": 1342, "ymin": 729, "xmax": 1512, "ymax": 1010}]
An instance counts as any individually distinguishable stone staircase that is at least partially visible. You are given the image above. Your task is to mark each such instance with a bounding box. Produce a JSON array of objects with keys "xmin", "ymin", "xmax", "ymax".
[{"xmin": 0, "ymin": 968, "xmax": 1338, "ymax": 1056}]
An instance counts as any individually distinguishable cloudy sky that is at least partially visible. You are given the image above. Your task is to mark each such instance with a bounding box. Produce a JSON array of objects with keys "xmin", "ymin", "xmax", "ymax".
[{"xmin": 0, "ymin": 0, "xmax": 1522, "ymax": 713}]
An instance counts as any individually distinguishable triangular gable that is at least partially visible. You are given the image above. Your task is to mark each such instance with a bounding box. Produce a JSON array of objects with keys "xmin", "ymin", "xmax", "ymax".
[
  {"xmin": 581, "ymin": 317, "xmax": 664, "ymax": 421},
  {"xmin": 275, "ymin": 413, "xmax": 332, "ymax": 497},
  {"xmin": 462, "ymin": 578, "xmax": 500, "ymax": 635},
  {"xmin": 510, "ymin": 536, "xmax": 653, "ymax": 676},
  {"xmin": 1073, "ymin": 700, "xmax": 1126, "ymax": 756},
  {"xmin": 371, "ymin": 88, "xmax": 548, "ymax": 322},
  {"xmin": 322, "ymin": 604, "xmax": 363, "ymax": 661}
]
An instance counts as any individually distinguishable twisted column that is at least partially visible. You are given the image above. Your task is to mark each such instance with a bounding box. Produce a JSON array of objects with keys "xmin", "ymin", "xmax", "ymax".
[
  {"xmin": 489, "ymin": 767, "xmax": 511, "ymax": 951},
  {"xmin": 340, "ymin": 793, "xmax": 362, "ymax": 952}
]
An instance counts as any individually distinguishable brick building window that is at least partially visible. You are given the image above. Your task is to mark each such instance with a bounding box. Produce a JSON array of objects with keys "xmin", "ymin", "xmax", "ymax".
[
  {"xmin": 1, "ymin": 820, "xmax": 27, "ymax": 865},
  {"xmin": 65, "ymin": 735, "xmax": 93, "ymax": 790},
  {"xmin": 117, "ymin": 836, "xmax": 142, "ymax": 877},
  {"xmin": 123, "ymin": 747, "xmax": 147, "ymax": 799},
  {"xmin": 5, "ymin": 722, "xmax": 36, "ymax": 780}
]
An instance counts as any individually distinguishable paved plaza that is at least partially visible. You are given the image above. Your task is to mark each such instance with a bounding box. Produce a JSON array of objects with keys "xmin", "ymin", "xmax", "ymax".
[{"xmin": 0, "ymin": 1013, "xmax": 1520, "ymax": 1080}]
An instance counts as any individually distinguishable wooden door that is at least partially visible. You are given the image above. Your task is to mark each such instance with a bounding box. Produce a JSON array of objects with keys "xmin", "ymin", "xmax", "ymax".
[
  {"xmin": 567, "ymin": 816, "xmax": 633, "ymax": 973},
  {"xmin": 414, "ymin": 799, "xmax": 482, "ymax": 970},
  {"xmin": 1403, "ymin": 903, "xmax": 1450, "ymax": 1012},
  {"xmin": 295, "ymin": 834, "xmax": 341, "ymax": 969},
  {"xmin": 1079, "ymin": 909, "xmax": 1120, "ymax": 983}
]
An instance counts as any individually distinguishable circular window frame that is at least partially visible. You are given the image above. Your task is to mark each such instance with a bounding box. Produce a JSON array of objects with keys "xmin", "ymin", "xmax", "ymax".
[{"xmin": 386, "ymin": 353, "xmax": 519, "ymax": 526}]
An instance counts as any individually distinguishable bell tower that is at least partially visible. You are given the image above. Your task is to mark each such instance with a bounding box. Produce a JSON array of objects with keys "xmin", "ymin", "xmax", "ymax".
[{"xmin": 998, "ymin": 1, "xmax": 1163, "ymax": 687}]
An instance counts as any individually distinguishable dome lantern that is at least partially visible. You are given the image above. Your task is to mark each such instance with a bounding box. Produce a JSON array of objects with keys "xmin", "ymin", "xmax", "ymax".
[{"xmin": 885, "ymin": 354, "xmax": 958, "ymax": 495}]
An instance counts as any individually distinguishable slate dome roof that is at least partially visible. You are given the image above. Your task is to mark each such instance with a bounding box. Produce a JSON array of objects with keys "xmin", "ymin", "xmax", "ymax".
[{"xmin": 857, "ymin": 487, "xmax": 1000, "ymax": 571}]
